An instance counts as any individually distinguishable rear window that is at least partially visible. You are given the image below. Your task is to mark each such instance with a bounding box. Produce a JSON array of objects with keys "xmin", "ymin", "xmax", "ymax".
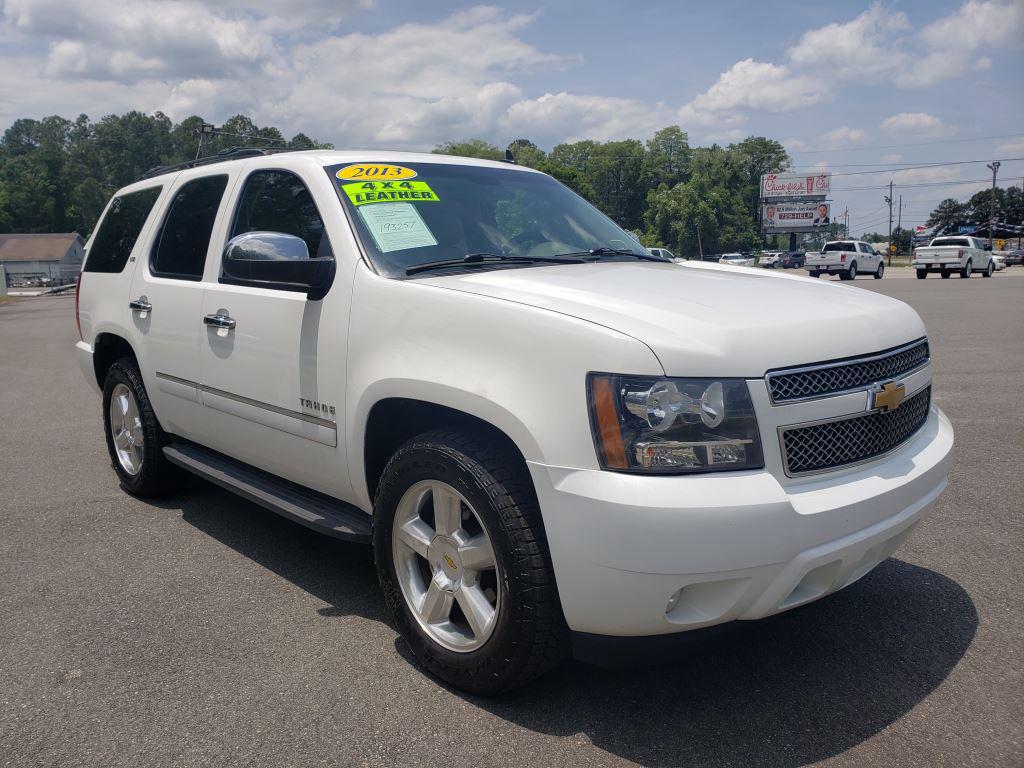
[
  {"xmin": 84, "ymin": 186, "xmax": 162, "ymax": 273},
  {"xmin": 151, "ymin": 175, "xmax": 228, "ymax": 280},
  {"xmin": 823, "ymin": 242, "xmax": 855, "ymax": 252},
  {"xmin": 930, "ymin": 238, "xmax": 969, "ymax": 247}
]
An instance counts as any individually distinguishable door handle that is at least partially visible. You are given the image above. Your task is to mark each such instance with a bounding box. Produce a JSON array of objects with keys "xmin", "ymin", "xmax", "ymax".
[
  {"xmin": 129, "ymin": 296, "xmax": 152, "ymax": 313},
  {"xmin": 203, "ymin": 313, "xmax": 236, "ymax": 330}
]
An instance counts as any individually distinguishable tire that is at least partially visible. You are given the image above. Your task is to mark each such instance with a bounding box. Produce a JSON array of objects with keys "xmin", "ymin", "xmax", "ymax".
[
  {"xmin": 941, "ymin": 271, "xmax": 951, "ymax": 279},
  {"xmin": 983, "ymin": 261, "xmax": 994, "ymax": 278},
  {"xmin": 874, "ymin": 262, "xmax": 885, "ymax": 279},
  {"xmin": 960, "ymin": 260, "xmax": 971, "ymax": 278},
  {"xmin": 916, "ymin": 269, "xmax": 927, "ymax": 279},
  {"xmin": 374, "ymin": 429, "xmax": 569, "ymax": 694},
  {"xmin": 102, "ymin": 357, "xmax": 181, "ymax": 497},
  {"xmin": 840, "ymin": 262, "xmax": 857, "ymax": 280}
]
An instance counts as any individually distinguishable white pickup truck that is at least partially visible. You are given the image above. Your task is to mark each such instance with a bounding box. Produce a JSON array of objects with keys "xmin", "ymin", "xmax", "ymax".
[
  {"xmin": 805, "ymin": 240, "xmax": 885, "ymax": 280},
  {"xmin": 75, "ymin": 148, "xmax": 953, "ymax": 693},
  {"xmin": 912, "ymin": 236, "xmax": 996, "ymax": 279}
]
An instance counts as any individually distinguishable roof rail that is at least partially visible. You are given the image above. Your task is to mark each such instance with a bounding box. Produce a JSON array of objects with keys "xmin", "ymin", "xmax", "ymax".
[{"xmin": 138, "ymin": 146, "xmax": 300, "ymax": 181}]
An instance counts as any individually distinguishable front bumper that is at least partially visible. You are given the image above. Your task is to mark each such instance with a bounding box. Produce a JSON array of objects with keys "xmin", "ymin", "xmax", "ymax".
[{"xmin": 528, "ymin": 406, "xmax": 953, "ymax": 637}]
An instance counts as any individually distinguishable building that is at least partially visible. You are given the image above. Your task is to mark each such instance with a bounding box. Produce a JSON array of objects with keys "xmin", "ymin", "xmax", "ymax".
[{"xmin": 0, "ymin": 233, "xmax": 85, "ymax": 286}]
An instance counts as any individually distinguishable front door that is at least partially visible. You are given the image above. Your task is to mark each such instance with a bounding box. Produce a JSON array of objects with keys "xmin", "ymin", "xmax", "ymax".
[
  {"xmin": 130, "ymin": 173, "xmax": 230, "ymax": 438},
  {"xmin": 195, "ymin": 166, "xmax": 351, "ymax": 500}
]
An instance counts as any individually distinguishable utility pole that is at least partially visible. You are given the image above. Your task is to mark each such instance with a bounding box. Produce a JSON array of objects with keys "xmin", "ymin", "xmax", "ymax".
[
  {"xmin": 987, "ymin": 161, "xmax": 1000, "ymax": 250},
  {"xmin": 897, "ymin": 195, "xmax": 902, "ymax": 258},
  {"xmin": 885, "ymin": 180, "xmax": 893, "ymax": 266},
  {"xmin": 1019, "ymin": 177, "xmax": 1023, "ymax": 249},
  {"xmin": 696, "ymin": 222, "xmax": 703, "ymax": 260}
]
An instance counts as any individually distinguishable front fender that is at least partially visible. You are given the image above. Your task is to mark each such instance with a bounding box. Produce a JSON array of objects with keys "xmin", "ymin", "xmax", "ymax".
[{"xmin": 344, "ymin": 264, "xmax": 663, "ymax": 509}]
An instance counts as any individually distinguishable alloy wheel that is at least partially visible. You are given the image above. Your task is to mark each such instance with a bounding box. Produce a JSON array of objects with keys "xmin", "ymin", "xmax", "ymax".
[
  {"xmin": 109, "ymin": 383, "xmax": 144, "ymax": 475},
  {"xmin": 392, "ymin": 480, "xmax": 500, "ymax": 652}
]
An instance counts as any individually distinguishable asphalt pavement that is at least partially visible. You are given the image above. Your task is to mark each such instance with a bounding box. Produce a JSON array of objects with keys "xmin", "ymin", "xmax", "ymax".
[{"xmin": 1, "ymin": 272, "xmax": 1021, "ymax": 767}]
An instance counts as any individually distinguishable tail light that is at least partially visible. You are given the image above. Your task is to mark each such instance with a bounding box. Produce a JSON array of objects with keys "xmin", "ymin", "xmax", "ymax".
[
  {"xmin": 840, "ymin": 254, "xmax": 846, "ymax": 262},
  {"xmin": 958, "ymin": 250, "xmax": 964, "ymax": 258},
  {"xmin": 74, "ymin": 275, "xmax": 83, "ymax": 340}
]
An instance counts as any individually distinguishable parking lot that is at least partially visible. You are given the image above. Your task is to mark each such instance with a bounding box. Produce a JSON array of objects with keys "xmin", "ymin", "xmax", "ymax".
[{"xmin": 1, "ymin": 272, "xmax": 1021, "ymax": 768}]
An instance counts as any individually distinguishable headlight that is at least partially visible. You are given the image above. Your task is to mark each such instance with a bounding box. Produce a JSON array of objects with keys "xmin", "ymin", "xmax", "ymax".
[{"xmin": 588, "ymin": 374, "xmax": 764, "ymax": 474}]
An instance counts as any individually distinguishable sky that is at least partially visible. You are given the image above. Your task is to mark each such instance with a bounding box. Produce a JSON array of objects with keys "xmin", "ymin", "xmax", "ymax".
[{"xmin": 1, "ymin": 0, "xmax": 1022, "ymax": 235}]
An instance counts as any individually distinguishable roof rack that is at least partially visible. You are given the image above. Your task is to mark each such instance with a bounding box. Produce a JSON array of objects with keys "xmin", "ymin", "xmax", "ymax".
[{"xmin": 138, "ymin": 147, "xmax": 300, "ymax": 181}]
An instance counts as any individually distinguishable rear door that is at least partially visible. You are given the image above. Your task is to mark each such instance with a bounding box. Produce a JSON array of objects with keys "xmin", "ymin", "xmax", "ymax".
[
  {"xmin": 129, "ymin": 173, "xmax": 232, "ymax": 438},
  {"xmin": 196, "ymin": 163, "xmax": 352, "ymax": 499}
]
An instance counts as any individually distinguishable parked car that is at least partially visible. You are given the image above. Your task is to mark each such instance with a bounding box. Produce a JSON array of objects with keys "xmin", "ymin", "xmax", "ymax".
[
  {"xmin": 806, "ymin": 240, "xmax": 885, "ymax": 280},
  {"xmin": 718, "ymin": 253, "xmax": 754, "ymax": 267},
  {"xmin": 647, "ymin": 247, "xmax": 676, "ymax": 262},
  {"xmin": 1003, "ymin": 249, "xmax": 1023, "ymax": 266},
  {"xmin": 760, "ymin": 251, "xmax": 783, "ymax": 268},
  {"xmin": 991, "ymin": 254, "xmax": 1007, "ymax": 271},
  {"xmin": 912, "ymin": 235, "xmax": 995, "ymax": 279},
  {"xmin": 778, "ymin": 251, "xmax": 806, "ymax": 269},
  {"xmin": 75, "ymin": 148, "xmax": 953, "ymax": 694}
]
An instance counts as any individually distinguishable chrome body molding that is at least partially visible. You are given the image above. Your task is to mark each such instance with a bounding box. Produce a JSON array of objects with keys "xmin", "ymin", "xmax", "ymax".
[{"xmin": 155, "ymin": 371, "xmax": 336, "ymax": 445}]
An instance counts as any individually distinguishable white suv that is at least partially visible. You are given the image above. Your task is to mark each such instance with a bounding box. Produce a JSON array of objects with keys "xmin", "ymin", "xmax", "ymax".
[
  {"xmin": 75, "ymin": 149, "xmax": 953, "ymax": 693},
  {"xmin": 806, "ymin": 240, "xmax": 885, "ymax": 280}
]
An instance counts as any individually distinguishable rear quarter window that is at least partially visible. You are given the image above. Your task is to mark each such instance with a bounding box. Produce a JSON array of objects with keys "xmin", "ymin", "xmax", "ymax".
[{"xmin": 84, "ymin": 186, "xmax": 162, "ymax": 273}]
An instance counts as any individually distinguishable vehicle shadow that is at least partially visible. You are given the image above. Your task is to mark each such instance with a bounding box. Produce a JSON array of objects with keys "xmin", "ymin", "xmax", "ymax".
[
  {"xmin": 470, "ymin": 558, "xmax": 977, "ymax": 767},
  {"xmin": 158, "ymin": 477, "xmax": 976, "ymax": 768}
]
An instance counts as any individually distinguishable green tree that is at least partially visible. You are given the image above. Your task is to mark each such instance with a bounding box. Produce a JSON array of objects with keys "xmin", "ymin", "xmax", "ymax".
[
  {"xmin": 644, "ymin": 126, "xmax": 690, "ymax": 188},
  {"xmin": 926, "ymin": 197, "xmax": 969, "ymax": 233},
  {"xmin": 432, "ymin": 138, "xmax": 504, "ymax": 161}
]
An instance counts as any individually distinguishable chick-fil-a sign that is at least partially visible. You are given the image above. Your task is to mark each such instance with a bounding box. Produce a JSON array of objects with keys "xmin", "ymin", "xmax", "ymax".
[{"xmin": 761, "ymin": 173, "xmax": 831, "ymax": 199}]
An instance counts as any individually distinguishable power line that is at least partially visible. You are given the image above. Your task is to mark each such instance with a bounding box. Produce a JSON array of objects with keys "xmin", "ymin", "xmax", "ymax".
[
  {"xmin": 787, "ymin": 132, "xmax": 1024, "ymax": 156},
  {"xmin": 793, "ymin": 157, "xmax": 1024, "ymax": 177},
  {"xmin": 833, "ymin": 177, "xmax": 996, "ymax": 192}
]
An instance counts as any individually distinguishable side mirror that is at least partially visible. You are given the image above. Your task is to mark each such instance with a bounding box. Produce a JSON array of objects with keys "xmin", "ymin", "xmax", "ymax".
[
  {"xmin": 983, "ymin": 243, "xmax": 992, "ymax": 251},
  {"xmin": 222, "ymin": 232, "xmax": 335, "ymax": 301}
]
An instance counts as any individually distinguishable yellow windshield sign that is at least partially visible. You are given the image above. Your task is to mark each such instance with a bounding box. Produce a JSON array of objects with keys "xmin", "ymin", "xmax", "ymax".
[
  {"xmin": 337, "ymin": 164, "xmax": 417, "ymax": 181},
  {"xmin": 342, "ymin": 180, "xmax": 439, "ymax": 206}
]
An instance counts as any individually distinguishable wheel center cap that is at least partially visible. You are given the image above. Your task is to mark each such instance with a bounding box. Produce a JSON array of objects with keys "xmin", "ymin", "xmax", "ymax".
[{"xmin": 429, "ymin": 537, "xmax": 463, "ymax": 587}]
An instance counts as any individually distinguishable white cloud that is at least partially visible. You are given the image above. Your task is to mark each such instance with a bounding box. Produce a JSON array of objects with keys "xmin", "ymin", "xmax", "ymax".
[
  {"xmin": 504, "ymin": 92, "xmax": 673, "ymax": 145},
  {"xmin": 788, "ymin": 3, "xmax": 909, "ymax": 78},
  {"xmin": 880, "ymin": 112, "xmax": 956, "ymax": 137},
  {"xmin": 821, "ymin": 126, "xmax": 867, "ymax": 144},
  {"xmin": 899, "ymin": 0, "xmax": 1024, "ymax": 86},
  {"xmin": 678, "ymin": 59, "xmax": 829, "ymax": 126},
  {"xmin": 996, "ymin": 139, "xmax": 1024, "ymax": 155}
]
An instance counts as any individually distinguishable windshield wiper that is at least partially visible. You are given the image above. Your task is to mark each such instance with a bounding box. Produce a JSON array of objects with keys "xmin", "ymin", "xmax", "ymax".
[
  {"xmin": 552, "ymin": 247, "xmax": 664, "ymax": 262},
  {"xmin": 406, "ymin": 252, "xmax": 585, "ymax": 276}
]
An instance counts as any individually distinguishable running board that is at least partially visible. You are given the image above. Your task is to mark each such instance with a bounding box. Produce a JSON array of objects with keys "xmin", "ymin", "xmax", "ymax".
[{"xmin": 163, "ymin": 442, "xmax": 371, "ymax": 543}]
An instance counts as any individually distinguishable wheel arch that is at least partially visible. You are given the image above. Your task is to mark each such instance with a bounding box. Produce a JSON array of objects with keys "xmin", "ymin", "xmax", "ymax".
[
  {"xmin": 361, "ymin": 395, "xmax": 538, "ymax": 510},
  {"xmin": 92, "ymin": 332, "xmax": 138, "ymax": 389}
]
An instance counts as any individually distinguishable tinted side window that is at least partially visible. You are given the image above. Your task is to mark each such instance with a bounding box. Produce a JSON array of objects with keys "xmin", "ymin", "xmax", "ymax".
[
  {"xmin": 229, "ymin": 170, "xmax": 331, "ymax": 260},
  {"xmin": 151, "ymin": 175, "xmax": 228, "ymax": 280},
  {"xmin": 84, "ymin": 187, "xmax": 162, "ymax": 273}
]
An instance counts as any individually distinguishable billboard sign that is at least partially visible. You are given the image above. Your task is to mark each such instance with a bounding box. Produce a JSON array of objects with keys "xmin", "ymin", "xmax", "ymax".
[
  {"xmin": 761, "ymin": 172, "xmax": 831, "ymax": 199},
  {"xmin": 762, "ymin": 201, "xmax": 830, "ymax": 233}
]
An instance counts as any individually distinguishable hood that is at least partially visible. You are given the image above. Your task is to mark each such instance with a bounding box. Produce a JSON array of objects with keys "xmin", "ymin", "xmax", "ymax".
[{"xmin": 420, "ymin": 261, "xmax": 926, "ymax": 377}]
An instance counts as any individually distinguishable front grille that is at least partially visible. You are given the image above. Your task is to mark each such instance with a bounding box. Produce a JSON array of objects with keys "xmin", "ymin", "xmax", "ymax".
[
  {"xmin": 767, "ymin": 339, "xmax": 929, "ymax": 403},
  {"xmin": 780, "ymin": 386, "xmax": 931, "ymax": 475}
]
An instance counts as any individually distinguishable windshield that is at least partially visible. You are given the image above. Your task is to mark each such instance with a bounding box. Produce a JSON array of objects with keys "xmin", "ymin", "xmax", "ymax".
[
  {"xmin": 823, "ymin": 241, "xmax": 855, "ymax": 252},
  {"xmin": 930, "ymin": 238, "xmax": 969, "ymax": 247},
  {"xmin": 327, "ymin": 161, "xmax": 642, "ymax": 277}
]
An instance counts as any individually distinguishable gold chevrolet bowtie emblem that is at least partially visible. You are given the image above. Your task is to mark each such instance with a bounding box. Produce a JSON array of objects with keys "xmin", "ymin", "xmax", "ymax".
[
  {"xmin": 873, "ymin": 381, "xmax": 906, "ymax": 413},
  {"xmin": 443, "ymin": 554, "xmax": 457, "ymax": 570}
]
